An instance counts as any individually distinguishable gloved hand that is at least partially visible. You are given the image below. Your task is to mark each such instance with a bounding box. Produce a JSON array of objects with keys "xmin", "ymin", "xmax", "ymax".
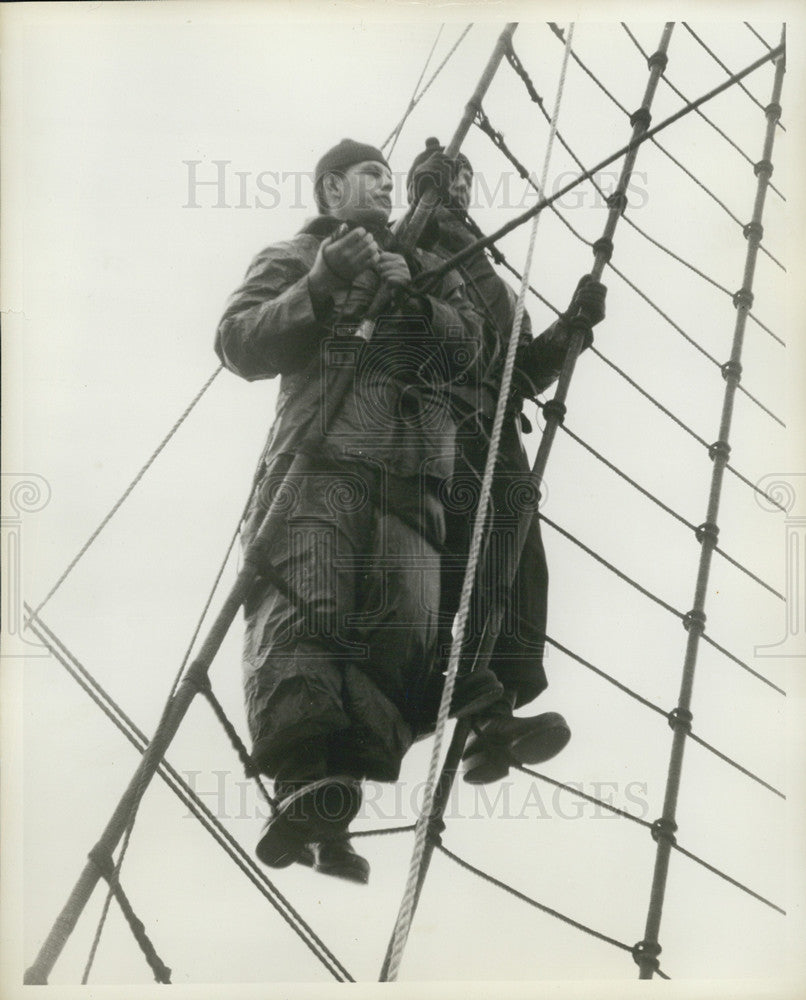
[
  {"xmin": 307, "ymin": 225, "xmax": 381, "ymax": 297},
  {"xmin": 409, "ymin": 150, "xmax": 457, "ymax": 204},
  {"xmin": 562, "ymin": 274, "xmax": 607, "ymax": 331}
]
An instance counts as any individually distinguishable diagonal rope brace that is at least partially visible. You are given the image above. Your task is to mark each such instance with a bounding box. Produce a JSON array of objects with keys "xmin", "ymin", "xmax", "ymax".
[
  {"xmin": 86, "ymin": 847, "xmax": 172, "ymax": 984},
  {"xmin": 23, "ymin": 608, "xmax": 354, "ymax": 983}
]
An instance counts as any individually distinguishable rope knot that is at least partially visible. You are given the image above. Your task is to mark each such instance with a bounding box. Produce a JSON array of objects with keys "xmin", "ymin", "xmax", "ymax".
[
  {"xmin": 754, "ymin": 157, "xmax": 774, "ymax": 178},
  {"xmin": 720, "ymin": 359, "xmax": 743, "ymax": 383},
  {"xmin": 542, "ymin": 399, "xmax": 567, "ymax": 425},
  {"xmin": 682, "ymin": 609, "xmax": 707, "ymax": 635},
  {"xmin": 182, "ymin": 661, "xmax": 212, "ymax": 694},
  {"xmin": 647, "ymin": 50, "xmax": 669, "ymax": 72},
  {"xmin": 694, "ymin": 521, "xmax": 719, "ymax": 547},
  {"xmin": 632, "ymin": 939, "xmax": 662, "ymax": 971},
  {"xmin": 629, "ymin": 106, "xmax": 652, "ymax": 131},
  {"xmin": 606, "ymin": 191, "xmax": 628, "ymax": 215},
  {"xmin": 667, "ymin": 706, "xmax": 693, "ymax": 734},
  {"xmin": 592, "ymin": 236, "xmax": 614, "ymax": 262},
  {"xmin": 650, "ymin": 817, "xmax": 678, "ymax": 844},
  {"xmin": 732, "ymin": 287, "xmax": 754, "ymax": 310},
  {"xmin": 742, "ymin": 221, "xmax": 764, "ymax": 243},
  {"xmin": 764, "ymin": 101, "xmax": 782, "ymax": 123},
  {"xmin": 708, "ymin": 439, "xmax": 731, "ymax": 463},
  {"xmin": 88, "ymin": 845, "xmax": 116, "ymax": 881},
  {"xmin": 426, "ymin": 817, "xmax": 446, "ymax": 848}
]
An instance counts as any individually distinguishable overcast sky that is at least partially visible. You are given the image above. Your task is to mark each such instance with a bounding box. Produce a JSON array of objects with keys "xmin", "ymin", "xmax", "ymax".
[{"xmin": 2, "ymin": 3, "xmax": 805, "ymax": 998}]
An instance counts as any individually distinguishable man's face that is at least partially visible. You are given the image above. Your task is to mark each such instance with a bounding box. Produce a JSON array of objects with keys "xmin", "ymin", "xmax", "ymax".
[
  {"xmin": 448, "ymin": 165, "xmax": 473, "ymax": 212},
  {"xmin": 326, "ymin": 160, "xmax": 393, "ymax": 228}
]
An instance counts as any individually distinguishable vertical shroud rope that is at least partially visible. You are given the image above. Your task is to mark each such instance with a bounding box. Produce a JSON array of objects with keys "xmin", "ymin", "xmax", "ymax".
[
  {"xmin": 381, "ymin": 24, "xmax": 577, "ymax": 983},
  {"xmin": 634, "ymin": 30, "xmax": 786, "ymax": 980}
]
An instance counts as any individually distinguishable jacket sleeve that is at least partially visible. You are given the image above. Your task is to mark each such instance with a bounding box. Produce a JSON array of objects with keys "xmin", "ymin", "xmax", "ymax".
[
  {"xmin": 408, "ymin": 264, "xmax": 487, "ymax": 383},
  {"xmin": 515, "ymin": 315, "xmax": 593, "ymax": 397},
  {"xmin": 215, "ymin": 242, "xmax": 330, "ymax": 381}
]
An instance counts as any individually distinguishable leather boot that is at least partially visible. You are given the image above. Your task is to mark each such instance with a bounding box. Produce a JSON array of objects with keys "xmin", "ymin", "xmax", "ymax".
[
  {"xmin": 256, "ymin": 775, "xmax": 362, "ymax": 868},
  {"xmin": 462, "ymin": 711, "xmax": 571, "ymax": 784},
  {"xmin": 297, "ymin": 837, "xmax": 370, "ymax": 884}
]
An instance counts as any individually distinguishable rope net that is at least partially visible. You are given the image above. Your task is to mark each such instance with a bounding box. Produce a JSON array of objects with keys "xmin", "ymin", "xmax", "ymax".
[{"xmin": 21, "ymin": 20, "xmax": 788, "ymax": 986}]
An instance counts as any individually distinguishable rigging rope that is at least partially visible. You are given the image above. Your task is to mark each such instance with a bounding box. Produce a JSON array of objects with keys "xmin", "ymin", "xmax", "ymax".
[
  {"xmin": 380, "ymin": 24, "xmax": 473, "ymax": 155},
  {"xmin": 636, "ymin": 37, "xmax": 786, "ymax": 979},
  {"xmin": 473, "ymin": 106, "xmax": 785, "ymax": 422},
  {"xmin": 554, "ymin": 418, "xmax": 783, "ymax": 600},
  {"xmin": 74, "ymin": 484, "xmax": 259, "ymax": 977},
  {"xmin": 23, "ymin": 608, "xmax": 354, "ymax": 983},
  {"xmin": 382, "ymin": 24, "xmax": 443, "ymax": 157},
  {"xmin": 457, "ymin": 225, "xmax": 788, "ymax": 516},
  {"xmin": 544, "ymin": 635, "xmax": 784, "ymax": 798},
  {"xmin": 621, "ymin": 22, "xmax": 786, "ymax": 200},
  {"xmin": 500, "ymin": 51, "xmax": 784, "ymax": 345},
  {"xmin": 540, "ymin": 514, "xmax": 786, "ymax": 696},
  {"xmin": 383, "ymin": 23, "xmax": 577, "ymax": 982},
  {"xmin": 436, "ymin": 843, "xmax": 672, "ymax": 976},
  {"xmin": 547, "ymin": 22, "xmax": 785, "ymax": 273},
  {"xmin": 682, "ymin": 23, "xmax": 785, "ymax": 131},
  {"xmin": 511, "ymin": 762, "xmax": 784, "ymax": 913},
  {"xmin": 31, "ymin": 365, "xmax": 223, "ymax": 619},
  {"xmin": 745, "ymin": 23, "xmax": 774, "ymax": 51},
  {"xmin": 24, "ymin": 25, "xmax": 788, "ymax": 986}
]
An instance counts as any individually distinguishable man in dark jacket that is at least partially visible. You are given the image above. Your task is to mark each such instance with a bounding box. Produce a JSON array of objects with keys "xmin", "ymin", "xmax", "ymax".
[
  {"xmin": 215, "ymin": 139, "xmax": 501, "ymax": 882},
  {"xmin": 407, "ymin": 138, "xmax": 607, "ymax": 783}
]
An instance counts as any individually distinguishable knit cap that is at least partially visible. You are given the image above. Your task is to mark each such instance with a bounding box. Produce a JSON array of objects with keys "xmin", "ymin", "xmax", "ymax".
[
  {"xmin": 314, "ymin": 139, "xmax": 390, "ymax": 186},
  {"xmin": 406, "ymin": 137, "xmax": 472, "ymax": 189}
]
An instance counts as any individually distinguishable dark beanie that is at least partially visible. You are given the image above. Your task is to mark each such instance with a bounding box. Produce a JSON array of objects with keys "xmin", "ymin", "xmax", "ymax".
[
  {"xmin": 406, "ymin": 137, "xmax": 472, "ymax": 189},
  {"xmin": 314, "ymin": 139, "xmax": 390, "ymax": 187}
]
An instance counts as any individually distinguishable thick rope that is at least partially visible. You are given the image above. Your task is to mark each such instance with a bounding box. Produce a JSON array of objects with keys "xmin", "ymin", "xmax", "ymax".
[
  {"xmin": 85, "ymin": 846, "xmax": 171, "ymax": 984},
  {"xmin": 32, "ymin": 366, "xmax": 223, "ymax": 618},
  {"xmin": 24, "ymin": 609, "xmax": 354, "ymax": 982},
  {"xmin": 382, "ymin": 25, "xmax": 576, "ymax": 982},
  {"xmin": 71, "ymin": 488, "xmax": 256, "ymax": 978}
]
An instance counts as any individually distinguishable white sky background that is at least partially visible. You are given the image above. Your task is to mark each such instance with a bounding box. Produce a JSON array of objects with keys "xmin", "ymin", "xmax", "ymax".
[{"xmin": 2, "ymin": 2, "xmax": 805, "ymax": 997}]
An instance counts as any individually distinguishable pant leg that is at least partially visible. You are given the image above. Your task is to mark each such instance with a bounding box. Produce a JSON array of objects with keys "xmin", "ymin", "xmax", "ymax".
[{"xmin": 242, "ymin": 454, "xmax": 417, "ymax": 782}]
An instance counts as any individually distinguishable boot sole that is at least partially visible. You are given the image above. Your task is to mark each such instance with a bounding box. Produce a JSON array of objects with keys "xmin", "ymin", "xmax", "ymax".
[{"xmin": 256, "ymin": 776, "xmax": 362, "ymax": 868}]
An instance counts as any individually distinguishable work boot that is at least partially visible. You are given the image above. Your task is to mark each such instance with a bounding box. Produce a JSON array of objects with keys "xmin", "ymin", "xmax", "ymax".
[
  {"xmin": 462, "ymin": 711, "xmax": 571, "ymax": 784},
  {"xmin": 296, "ymin": 837, "xmax": 370, "ymax": 884},
  {"xmin": 415, "ymin": 668, "xmax": 504, "ymax": 738},
  {"xmin": 256, "ymin": 776, "xmax": 362, "ymax": 868}
]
